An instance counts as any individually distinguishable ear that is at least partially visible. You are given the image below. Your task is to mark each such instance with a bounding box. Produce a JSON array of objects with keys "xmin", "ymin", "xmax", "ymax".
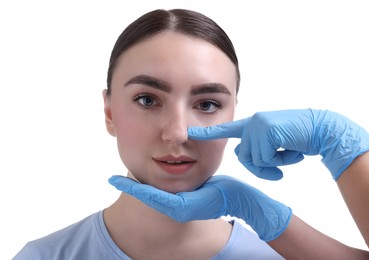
[{"xmin": 102, "ymin": 89, "xmax": 117, "ymax": 137}]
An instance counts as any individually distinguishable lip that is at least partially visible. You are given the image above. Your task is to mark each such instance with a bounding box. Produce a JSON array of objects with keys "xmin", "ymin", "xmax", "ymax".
[{"xmin": 153, "ymin": 155, "xmax": 196, "ymax": 175}]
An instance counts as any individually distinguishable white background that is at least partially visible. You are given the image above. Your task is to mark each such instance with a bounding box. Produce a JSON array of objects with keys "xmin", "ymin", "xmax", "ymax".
[{"xmin": 1, "ymin": 0, "xmax": 369, "ymax": 258}]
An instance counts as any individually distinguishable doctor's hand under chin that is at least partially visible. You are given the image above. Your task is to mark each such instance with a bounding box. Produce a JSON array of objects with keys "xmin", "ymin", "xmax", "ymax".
[{"xmin": 108, "ymin": 174, "xmax": 292, "ymax": 242}]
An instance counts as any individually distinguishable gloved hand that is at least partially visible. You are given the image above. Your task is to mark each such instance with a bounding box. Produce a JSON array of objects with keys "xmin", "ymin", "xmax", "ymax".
[
  {"xmin": 109, "ymin": 174, "xmax": 292, "ymax": 241},
  {"xmin": 188, "ymin": 109, "xmax": 369, "ymax": 181}
]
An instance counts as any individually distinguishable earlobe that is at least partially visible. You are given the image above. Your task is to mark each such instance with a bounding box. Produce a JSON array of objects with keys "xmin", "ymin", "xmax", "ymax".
[{"xmin": 102, "ymin": 89, "xmax": 117, "ymax": 137}]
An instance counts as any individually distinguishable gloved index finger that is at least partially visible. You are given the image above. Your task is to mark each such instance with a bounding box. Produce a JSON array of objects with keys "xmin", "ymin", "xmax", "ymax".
[{"xmin": 188, "ymin": 118, "xmax": 247, "ymax": 140}]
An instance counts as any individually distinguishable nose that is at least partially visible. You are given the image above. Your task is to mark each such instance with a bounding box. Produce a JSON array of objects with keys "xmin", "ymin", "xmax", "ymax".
[{"xmin": 161, "ymin": 108, "xmax": 188, "ymax": 145}]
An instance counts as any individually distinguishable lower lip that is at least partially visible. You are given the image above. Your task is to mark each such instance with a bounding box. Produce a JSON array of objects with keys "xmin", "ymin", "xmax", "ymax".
[{"xmin": 155, "ymin": 161, "xmax": 195, "ymax": 175}]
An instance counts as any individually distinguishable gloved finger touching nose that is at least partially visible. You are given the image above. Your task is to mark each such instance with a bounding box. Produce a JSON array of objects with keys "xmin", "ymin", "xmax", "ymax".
[
  {"xmin": 187, "ymin": 115, "xmax": 304, "ymax": 180},
  {"xmin": 187, "ymin": 118, "xmax": 248, "ymax": 140},
  {"xmin": 187, "ymin": 109, "xmax": 369, "ymax": 181}
]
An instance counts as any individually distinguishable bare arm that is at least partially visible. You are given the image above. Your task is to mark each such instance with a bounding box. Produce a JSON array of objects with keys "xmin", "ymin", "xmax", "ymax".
[
  {"xmin": 268, "ymin": 215, "xmax": 369, "ymax": 259},
  {"xmin": 267, "ymin": 152, "xmax": 369, "ymax": 259},
  {"xmin": 337, "ymin": 151, "xmax": 369, "ymax": 247}
]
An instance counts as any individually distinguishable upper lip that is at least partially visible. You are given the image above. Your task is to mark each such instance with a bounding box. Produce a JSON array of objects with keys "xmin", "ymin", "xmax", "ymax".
[{"xmin": 153, "ymin": 155, "xmax": 196, "ymax": 163}]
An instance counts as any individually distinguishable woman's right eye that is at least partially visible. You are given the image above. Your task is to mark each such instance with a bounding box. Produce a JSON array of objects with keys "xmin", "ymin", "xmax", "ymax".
[{"xmin": 133, "ymin": 94, "xmax": 160, "ymax": 108}]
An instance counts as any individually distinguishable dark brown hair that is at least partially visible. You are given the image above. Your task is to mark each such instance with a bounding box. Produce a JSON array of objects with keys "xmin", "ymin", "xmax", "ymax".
[{"xmin": 106, "ymin": 9, "xmax": 240, "ymax": 95}]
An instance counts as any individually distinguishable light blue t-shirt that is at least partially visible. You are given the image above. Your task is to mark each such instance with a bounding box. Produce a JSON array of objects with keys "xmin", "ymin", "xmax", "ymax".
[{"xmin": 13, "ymin": 211, "xmax": 283, "ymax": 259}]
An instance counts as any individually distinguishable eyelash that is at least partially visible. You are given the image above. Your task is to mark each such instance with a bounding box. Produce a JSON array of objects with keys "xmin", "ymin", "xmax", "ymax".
[
  {"xmin": 194, "ymin": 99, "xmax": 222, "ymax": 113},
  {"xmin": 133, "ymin": 93, "xmax": 161, "ymax": 109},
  {"xmin": 133, "ymin": 94, "xmax": 222, "ymax": 113}
]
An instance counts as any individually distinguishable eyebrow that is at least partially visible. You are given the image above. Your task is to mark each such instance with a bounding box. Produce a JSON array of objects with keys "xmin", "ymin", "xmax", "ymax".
[
  {"xmin": 124, "ymin": 75, "xmax": 171, "ymax": 92},
  {"xmin": 191, "ymin": 83, "xmax": 231, "ymax": 95},
  {"xmin": 124, "ymin": 74, "xmax": 231, "ymax": 95}
]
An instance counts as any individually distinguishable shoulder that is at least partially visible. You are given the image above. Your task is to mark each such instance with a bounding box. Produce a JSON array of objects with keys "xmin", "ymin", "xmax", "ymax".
[
  {"xmin": 211, "ymin": 218, "xmax": 285, "ymax": 260},
  {"xmin": 32, "ymin": 211, "xmax": 99, "ymax": 246},
  {"xmin": 13, "ymin": 211, "xmax": 130, "ymax": 260}
]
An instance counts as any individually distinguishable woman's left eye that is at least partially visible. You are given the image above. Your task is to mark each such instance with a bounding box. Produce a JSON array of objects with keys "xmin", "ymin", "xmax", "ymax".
[{"xmin": 195, "ymin": 100, "xmax": 221, "ymax": 113}]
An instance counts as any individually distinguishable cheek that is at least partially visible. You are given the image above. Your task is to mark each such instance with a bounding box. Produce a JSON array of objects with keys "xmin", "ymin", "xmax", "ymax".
[
  {"xmin": 112, "ymin": 104, "xmax": 156, "ymax": 141},
  {"xmin": 197, "ymin": 139, "xmax": 228, "ymax": 175},
  {"xmin": 113, "ymin": 116, "xmax": 152, "ymax": 164}
]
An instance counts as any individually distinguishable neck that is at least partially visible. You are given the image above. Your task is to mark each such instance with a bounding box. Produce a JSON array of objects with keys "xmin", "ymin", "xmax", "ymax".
[
  {"xmin": 104, "ymin": 190, "xmax": 232, "ymax": 259},
  {"xmin": 103, "ymin": 192, "xmax": 232, "ymax": 259},
  {"xmin": 104, "ymin": 192, "xmax": 197, "ymax": 247}
]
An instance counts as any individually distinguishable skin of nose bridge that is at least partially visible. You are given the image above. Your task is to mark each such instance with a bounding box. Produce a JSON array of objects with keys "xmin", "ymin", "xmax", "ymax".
[{"xmin": 161, "ymin": 108, "xmax": 189, "ymax": 143}]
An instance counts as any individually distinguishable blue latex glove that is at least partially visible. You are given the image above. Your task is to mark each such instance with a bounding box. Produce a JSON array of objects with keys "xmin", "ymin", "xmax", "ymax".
[
  {"xmin": 188, "ymin": 109, "xmax": 369, "ymax": 181},
  {"xmin": 109, "ymin": 174, "xmax": 292, "ymax": 242}
]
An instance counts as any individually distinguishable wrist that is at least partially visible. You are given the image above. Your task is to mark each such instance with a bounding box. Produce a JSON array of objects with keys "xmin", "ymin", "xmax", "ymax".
[
  {"xmin": 315, "ymin": 110, "xmax": 369, "ymax": 180},
  {"xmin": 235, "ymin": 182, "xmax": 292, "ymax": 241}
]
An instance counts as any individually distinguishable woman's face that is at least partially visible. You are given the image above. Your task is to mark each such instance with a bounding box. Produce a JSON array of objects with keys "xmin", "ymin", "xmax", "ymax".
[{"xmin": 104, "ymin": 31, "xmax": 237, "ymax": 193}]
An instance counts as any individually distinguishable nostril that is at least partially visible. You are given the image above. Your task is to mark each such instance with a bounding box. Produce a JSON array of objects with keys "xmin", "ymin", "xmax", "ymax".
[{"xmin": 162, "ymin": 123, "xmax": 188, "ymax": 144}]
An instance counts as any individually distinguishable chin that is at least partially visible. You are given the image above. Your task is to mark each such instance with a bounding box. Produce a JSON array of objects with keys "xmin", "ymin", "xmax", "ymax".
[
  {"xmin": 160, "ymin": 181, "xmax": 206, "ymax": 194},
  {"xmin": 132, "ymin": 172, "xmax": 209, "ymax": 194},
  {"xmin": 159, "ymin": 186, "xmax": 191, "ymax": 194}
]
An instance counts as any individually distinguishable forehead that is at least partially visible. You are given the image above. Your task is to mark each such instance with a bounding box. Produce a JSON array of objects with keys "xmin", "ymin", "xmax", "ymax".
[{"xmin": 113, "ymin": 31, "xmax": 237, "ymax": 92}]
